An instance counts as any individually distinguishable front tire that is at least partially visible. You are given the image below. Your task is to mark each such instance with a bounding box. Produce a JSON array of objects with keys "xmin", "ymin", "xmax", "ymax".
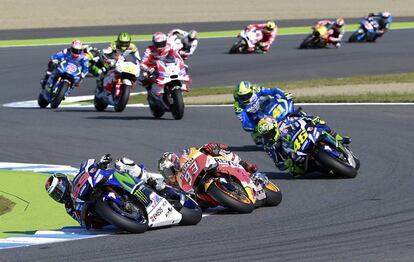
[
  {"xmin": 50, "ymin": 81, "xmax": 68, "ymax": 109},
  {"xmin": 299, "ymin": 35, "xmax": 315, "ymax": 49},
  {"xmin": 179, "ymin": 205, "xmax": 202, "ymax": 225},
  {"xmin": 229, "ymin": 39, "xmax": 246, "ymax": 54},
  {"xmin": 207, "ymin": 180, "xmax": 254, "ymax": 214},
  {"xmin": 95, "ymin": 197, "xmax": 148, "ymax": 233},
  {"xmin": 114, "ymin": 84, "xmax": 130, "ymax": 112},
  {"xmin": 316, "ymin": 150, "xmax": 358, "ymax": 178},
  {"xmin": 348, "ymin": 31, "xmax": 361, "ymax": 42},
  {"xmin": 170, "ymin": 89, "xmax": 184, "ymax": 120}
]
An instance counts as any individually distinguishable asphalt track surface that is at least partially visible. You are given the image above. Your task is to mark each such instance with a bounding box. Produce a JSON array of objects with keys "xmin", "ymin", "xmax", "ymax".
[{"xmin": 1, "ymin": 29, "xmax": 414, "ymax": 261}]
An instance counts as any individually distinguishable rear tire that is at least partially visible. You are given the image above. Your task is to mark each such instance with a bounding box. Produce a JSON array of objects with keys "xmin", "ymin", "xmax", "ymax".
[
  {"xmin": 50, "ymin": 82, "xmax": 69, "ymax": 109},
  {"xmin": 114, "ymin": 84, "xmax": 130, "ymax": 112},
  {"xmin": 37, "ymin": 93, "xmax": 49, "ymax": 108},
  {"xmin": 263, "ymin": 182, "xmax": 282, "ymax": 207},
  {"xmin": 94, "ymin": 94, "xmax": 108, "ymax": 111},
  {"xmin": 170, "ymin": 89, "xmax": 184, "ymax": 120},
  {"xmin": 95, "ymin": 197, "xmax": 148, "ymax": 233},
  {"xmin": 207, "ymin": 180, "xmax": 254, "ymax": 214},
  {"xmin": 316, "ymin": 150, "xmax": 358, "ymax": 178}
]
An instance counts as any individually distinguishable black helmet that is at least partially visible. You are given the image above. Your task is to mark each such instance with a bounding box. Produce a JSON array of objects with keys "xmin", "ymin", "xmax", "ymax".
[{"xmin": 45, "ymin": 173, "xmax": 72, "ymax": 203}]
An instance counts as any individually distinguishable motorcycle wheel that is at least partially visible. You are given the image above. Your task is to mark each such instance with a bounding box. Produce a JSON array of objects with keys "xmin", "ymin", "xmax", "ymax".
[
  {"xmin": 229, "ymin": 39, "xmax": 245, "ymax": 54},
  {"xmin": 263, "ymin": 182, "xmax": 282, "ymax": 207},
  {"xmin": 50, "ymin": 81, "xmax": 68, "ymax": 109},
  {"xmin": 207, "ymin": 180, "xmax": 254, "ymax": 214},
  {"xmin": 179, "ymin": 205, "xmax": 202, "ymax": 226},
  {"xmin": 148, "ymin": 93, "xmax": 165, "ymax": 118},
  {"xmin": 94, "ymin": 93, "xmax": 108, "ymax": 111},
  {"xmin": 113, "ymin": 84, "xmax": 130, "ymax": 112},
  {"xmin": 299, "ymin": 34, "xmax": 315, "ymax": 49},
  {"xmin": 348, "ymin": 31, "xmax": 361, "ymax": 42},
  {"xmin": 37, "ymin": 93, "xmax": 49, "ymax": 108},
  {"xmin": 316, "ymin": 150, "xmax": 358, "ymax": 178},
  {"xmin": 95, "ymin": 196, "xmax": 148, "ymax": 233},
  {"xmin": 170, "ymin": 89, "xmax": 184, "ymax": 120}
]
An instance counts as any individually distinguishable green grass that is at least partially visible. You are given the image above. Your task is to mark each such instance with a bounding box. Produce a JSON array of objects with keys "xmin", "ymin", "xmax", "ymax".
[
  {"xmin": 126, "ymin": 72, "xmax": 414, "ymax": 104},
  {"xmin": 0, "ymin": 170, "xmax": 77, "ymax": 238},
  {"xmin": 1, "ymin": 21, "xmax": 413, "ymax": 47},
  {"xmin": 0, "ymin": 196, "xmax": 15, "ymax": 216}
]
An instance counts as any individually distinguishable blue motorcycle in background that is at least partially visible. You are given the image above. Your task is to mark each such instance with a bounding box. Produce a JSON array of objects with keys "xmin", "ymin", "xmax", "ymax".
[
  {"xmin": 240, "ymin": 93, "xmax": 295, "ymax": 145},
  {"xmin": 348, "ymin": 15, "xmax": 393, "ymax": 42},
  {"xmin": 38, "ymin": 60, "xmax": 82, "ymax": 108},
  {"xmin": 71, "ymin": 165, "xmax": 202, "ymax": 233}
]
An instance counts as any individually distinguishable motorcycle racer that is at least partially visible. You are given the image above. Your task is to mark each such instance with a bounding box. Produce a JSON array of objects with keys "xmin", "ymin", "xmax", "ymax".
[
  {"xmin": 83, "ymin": 45, "xmax": 106, "ymax": 77},
  {"xmin": 256, "ymin": 115, "xmax": 351, "ymax": 178},
  {"xmin": 40, "ymin": 40, "xmax": 89, "ymax": 89},
  {"xmin": 157, "ymin": 143, "xmax": 266, "ymax": 188},
  {"xmin": 363, "ymin": 12, "xmax": 392, "ymax": 41},
  {"xmin": 233, "ymin": 81, "xmax": 293, "ymax": 145},
  {"xmin": 245, "ymin": 21, "xmax": 277, "ymax": 53},
  {"xmin": 168, "ymin": 29, "xmax": 198, "ymax": 60},
  {"xmin": 314, "ymin": 18, "xmax": 345, "ymax": 47},
  {"xmin": 140, "ymin": 32, "xmax": 186, "ymax": 92},
  {"xmin": 45, "ymin": 154, "xmax": 164, "ymax": 229}
]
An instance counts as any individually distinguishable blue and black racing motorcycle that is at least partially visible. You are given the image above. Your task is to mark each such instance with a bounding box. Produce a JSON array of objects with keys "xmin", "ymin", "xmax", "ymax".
[
  {"xmin": 38, "ymin": 60, "xmax": 82, "ymax": 109},
  {"xmin": 71, "ymin": 164, "xmax": 202, "ymax": 233}
]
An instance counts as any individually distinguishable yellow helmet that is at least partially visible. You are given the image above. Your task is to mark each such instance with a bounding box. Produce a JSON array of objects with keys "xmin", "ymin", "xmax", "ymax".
[
  {"xmin": 266, "ymin": 21, "xmax": 276, "ymax": 31},
  {"xmin": 234, "ymin": 81, "xmax": 254, "ymax": 104},
  {"xmin": 256, "ymin": 116, "xmax": 280, "ymax": 141}
]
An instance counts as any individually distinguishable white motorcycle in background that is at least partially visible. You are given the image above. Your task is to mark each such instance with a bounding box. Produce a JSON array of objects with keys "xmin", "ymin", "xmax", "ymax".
[{"xmin": 229, "ymin": 27, "xmax": 264, "ymax": 53}]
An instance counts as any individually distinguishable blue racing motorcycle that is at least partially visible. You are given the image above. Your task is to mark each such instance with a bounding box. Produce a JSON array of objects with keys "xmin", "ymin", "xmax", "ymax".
[
  {"xmin": 71, "ymin": 165, "xmax": 202, "ymax": 233},
  {"xmin": 348, "ymin": 15, "xmax": 393, "ymax": 42},
  {"xmin": 38, "ymin": 60, "xmax": 82, "ymax": 108}
]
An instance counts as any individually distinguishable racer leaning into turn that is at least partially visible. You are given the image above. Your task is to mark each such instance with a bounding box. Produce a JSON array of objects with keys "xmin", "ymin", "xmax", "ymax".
[
  {"xmin": 314, "ymin": 18, "xmax": 345, "ymax": 47},
  {"xmin": 45, "ymin": 154, "xmax": 164, "ymax": 229},
  {"xmin": 158, "ymin": 142, "xmax": 268, "ymax": 189},
  {"xmin": 255, "ymin": 115, "xmax": 351, "ymax": 178},
  {"xmin": 40, "ymin": 40, "xmax": 89, "ymax": 90},
  {"xmin": 245, "ymin": 21, "xmax": 277, "ymax": 53},
  {"xmin": 363, "ymin": 11, "xmax": 393, "ymax": 41},
  {"xmin": 233, "ymin": 81, "xmax": 293, "ymax": 145},
  {"xmin": 140, "ymin": 32, "xmax": 186, "ymax": 93},
  {"xmin": 167, "ymin": 29, "xmax": 198, "ymax": 60},
  {"xmin": 96, "ymin": 32, "xmax": 141, "ymax": 90}
]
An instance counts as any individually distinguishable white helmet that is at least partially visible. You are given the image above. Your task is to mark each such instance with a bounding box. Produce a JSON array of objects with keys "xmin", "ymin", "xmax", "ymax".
[{"xmin": 115, "ymin": 157, "xmax": 143, "ymax": 178}]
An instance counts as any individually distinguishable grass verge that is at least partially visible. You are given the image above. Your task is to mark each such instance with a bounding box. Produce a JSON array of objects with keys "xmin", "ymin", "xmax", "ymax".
[
  {"xmin": 127, "ymin": 72, "xmax": 414, "ymax": 104},
  {"xmin": 1, "ymin": 22, "xmax": 413, "ymax": 47},
  {"xmin": 0, "ymin": 196, "xmax": 15, "ymax": 216},
  {"xmin": 0, "ymin": 170, "xmax": 77, "ymax": 238}
]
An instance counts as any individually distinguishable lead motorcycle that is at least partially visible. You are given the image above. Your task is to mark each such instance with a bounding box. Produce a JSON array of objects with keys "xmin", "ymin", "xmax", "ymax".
[
  {"xmin": 38, "ymin": 60, "xmax": 82, "ymax": 109},
  {"xmin": 70, "ymin": 163, "xmax": 202, "ymax": 233},
  {"xmin": 229, "ymin": 27, "xmax": 264, "ymax": 54},
  {"xmin": 146, "ymin": 54, "xmax": 191, "ymax": 120},
  {"xmin": 267, "ymin": 111, "xmax": 360, "ymax": 178},
  {"xmin": 348, "ymin": 15, "xmax": 393, "ymax": 42},
  {"xmin": 94, "ymin": 55, "xmax": 140, "ymax": 112},
  {"xmin": 175, "ymin": 148, "xmax": 282, "ymax": 213}
]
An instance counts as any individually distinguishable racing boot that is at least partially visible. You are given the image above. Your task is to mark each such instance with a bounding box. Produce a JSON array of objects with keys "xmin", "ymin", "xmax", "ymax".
[
  {"xmin": 40, "ymin": 72, "xmax": 52, "ymax": 89},
  {"xmin": 251, "ymin": 132, "xmax": 263, "ymax": 146}
]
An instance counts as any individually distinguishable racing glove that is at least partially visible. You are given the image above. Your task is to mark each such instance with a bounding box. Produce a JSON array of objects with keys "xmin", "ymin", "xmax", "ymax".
[
  {"xmin": 97, "ymin": 154, "xmax": 112, "ymax": 169},
  {"xmin": 311, "ymin": 116, "xmax": 326, "ymax": 125},
  {"xmin": 203, "ymin": 143, "xmax": 229, "ymax": 156},
  {"xmin": 284, "ymin": 92, "xmax": 294, "ymax": 100},
  {"xmin": 240, "ymin": 160, "xmax": 258, "ymax": 173},
  {"xmin": 251, "ymin": 172, "xmax": 269, "ymax": 185}
]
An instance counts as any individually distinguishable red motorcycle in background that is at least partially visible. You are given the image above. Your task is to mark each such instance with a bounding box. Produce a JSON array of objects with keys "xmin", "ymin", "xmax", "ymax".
[
  {"xmin": 175, "ymin": 148, "xmax": 282, "ymax": 213},
  {"xmin": 147, "ymin": 54, "xmax": 191, "ymax": 120}
]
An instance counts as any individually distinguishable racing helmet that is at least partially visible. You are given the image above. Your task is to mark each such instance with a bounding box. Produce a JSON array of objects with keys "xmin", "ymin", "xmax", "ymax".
[
  {"xmin": 266, "ymin": 21, "xmax": 276, "ymax": 31},
  {"xmin": 256, "ymin": 116, "xmax": 280, "ymax": 141},
  {"xmin": 235, "ymin": 81, "xmax": 254, "ymax": 104},
  {"xmin": 71, "ymin": 40, "xmax": 83, "ymax": 58},
  {"xmin": 158, "ymin": 152, "xmax": 180, "ymax": 180},
  {"xmin": 381, "ymin": 11, "xmax": 391, "ymax": 18},
  {"xmin": 114, "ymin": 157, "xmax": 142, "ymax": 178},
  {"xmin": 116, "ymin": 32, "xmax": 131, "ymax": 51},
  {"xmin": 152, "ymin": 32, "xmax": 167, "ymax": 48},
  {"xmin": 334, "ymin": 17, "xmax": 345, "ymax": 28},
  {"xmin": 45, "ymin": 173, "xmax": 72, "ymax": 203},
  {"xmin": 188, "ymin": 30, "xmax": 198, "ymax": 40}
]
